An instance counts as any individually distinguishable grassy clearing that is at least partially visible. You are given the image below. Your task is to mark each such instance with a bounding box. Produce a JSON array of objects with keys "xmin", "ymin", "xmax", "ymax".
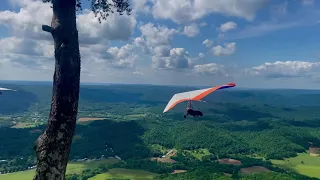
[
  {"xmin": 88, "ymin": 168, "xmax": 158, "ymax": 180},
  {"xmin": 184, "ymin": 148, "xmax": 211, "ymax": 161},
  {"xmin": 150, "ymin": 144, "xmax": 168, "ymax": 154},
  {"xmin": 126, "ymin": 113, "xmax": 147, "ymax": 118},
  {"xmin": 240, "ymin": 166, "xmax": 270, "ymax": 174},
  {"xmin": 11, "ymin": 122, "xmax": 37, "ymax": 128},
  {"xmin": 78, "ymin": 117, "xmax": 106, "ymax": 122},
  {"xmin": 271, "ymin": 153, "xmax": 320, "ymax": 178},
  {"xmin": 0, "ymin": 159, "xmax": 119, "ymax": 180}
]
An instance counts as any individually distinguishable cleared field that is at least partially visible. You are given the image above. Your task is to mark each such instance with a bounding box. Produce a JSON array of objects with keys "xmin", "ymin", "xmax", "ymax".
[
  {"xmin": 11, "ymin": 122, "xmax": 37, "ymax": 128},
  {"xmin": 126, "ymin": 113, "xmax": 147, "ymax": 118},
  {"xmin": 240, "ymin": 166, "xmax": 271, "ymax": 174},
  {"xmin": 185, "ymin": 148, "xmax": 211, "ymax": 161},
  {"xmin": 149, "ymin": 144, "xmax": 168, "ymax": 154},
  {"xmin": 218, "ymin": 158, "xmax": 242, "ymax": 166},
  {"xmin": 88, "ymin": 168, "xmax": 158, "ymax": 180},
  {"xmin": 171, "ymin": 170, "xmax": 187, "ymax": 174},
  {"xmin": 271, "ymin": 153, "xmax": 320, "ymax": 178},
  {"xmin": 151, "ymin": 157, "xmax": 177, "ymax": 163},
  {"xmin": 151, "ymin": 149, "xmax": 177, "ymax": 163},
  {"xmin": 78, "ymin": 117, "xmax": 106, "ymax": 122},
  {"xmin": 309, "ymin": 147, "xmax": 320, "ymax": 156},
  {"xmin": 0, "ymin": 159, "xmax": 119, "ymax": 180}
]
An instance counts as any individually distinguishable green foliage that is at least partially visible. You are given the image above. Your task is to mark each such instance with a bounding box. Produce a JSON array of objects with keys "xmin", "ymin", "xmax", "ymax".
[
  {"xmin": 1, "ymin": 83, "xmax": 320, "ymax": 179},
  {"xmin": 65, "ymin": 164, "xmax": 109, "ymax": 180}
]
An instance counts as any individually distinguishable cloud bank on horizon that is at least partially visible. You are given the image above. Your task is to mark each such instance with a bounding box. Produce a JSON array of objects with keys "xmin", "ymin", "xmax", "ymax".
[{"xmin": 0, "ymin": 0, "xmax": 320, "ymax": 88}]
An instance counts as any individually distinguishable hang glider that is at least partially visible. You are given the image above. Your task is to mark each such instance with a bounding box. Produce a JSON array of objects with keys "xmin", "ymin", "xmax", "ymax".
[
  {"xmin": 0, "ymin": 87, "xmax": 17, "ymax": 95},
  {"xmin": 163, "ymin": 82, "xmax": 236, "ymax": 113}
]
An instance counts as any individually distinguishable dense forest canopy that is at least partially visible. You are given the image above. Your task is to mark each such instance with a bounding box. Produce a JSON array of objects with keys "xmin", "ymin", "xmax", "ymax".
[{"xmin": 0, "ymin": 82, "xmax": 319, "ymax": 179}]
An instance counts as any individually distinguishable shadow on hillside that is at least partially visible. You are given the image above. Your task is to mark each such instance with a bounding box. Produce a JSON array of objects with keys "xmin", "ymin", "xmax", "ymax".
[
  {"xmin": 71, "ymin": 120, "xmax": 150, "ymax": 160},
  {"xmin": 0, "ymin": 127, "xmax": 40, "ymax": 158},
  {"xmin": 220, "ymin": 121, "xmax": 271, "ymax": 132},
  {"xmin": 209, "ymin": 107, "xmax": 274, "ymax": 121},
  {"xmin": 0, "ymin": 88, "xmax": 37, "ymax": 115},
  {"xmin": 284, "ymin": 119, "xmax": 320, "ymax": 128},
  {"xmin": 0, "ymin": 120, "xmax": 150, "ymax": 161},
  {"xmin": 80, "ymin": 88, "xmax": 142, "ymax": 103}
]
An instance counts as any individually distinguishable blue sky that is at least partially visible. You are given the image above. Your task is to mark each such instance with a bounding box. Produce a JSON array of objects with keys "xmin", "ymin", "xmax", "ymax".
[{"xmin": 0, "ymin": 0, "xmax": 320, "ymax": 89}]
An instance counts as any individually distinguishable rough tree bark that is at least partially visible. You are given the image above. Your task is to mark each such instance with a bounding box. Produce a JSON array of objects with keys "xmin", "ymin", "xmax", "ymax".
[{"xmin": 34, "ymin": 0, "xmax": 81, "ymax": 179}]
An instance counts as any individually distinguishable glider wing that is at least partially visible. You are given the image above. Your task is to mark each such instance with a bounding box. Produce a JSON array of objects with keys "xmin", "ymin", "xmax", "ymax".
[
  {"xmin": 0, "ymin": 88, "xmax": 17, "ymax": 91},
  {"xmin": 163, "ymin": 82, "xmax": 236, "ymax": 113}
]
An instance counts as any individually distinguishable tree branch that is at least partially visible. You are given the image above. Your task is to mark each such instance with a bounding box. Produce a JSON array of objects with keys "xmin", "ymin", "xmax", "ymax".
[{"xmin": 42, "ymin": 25, "xmax": 53, "ymax": 33}]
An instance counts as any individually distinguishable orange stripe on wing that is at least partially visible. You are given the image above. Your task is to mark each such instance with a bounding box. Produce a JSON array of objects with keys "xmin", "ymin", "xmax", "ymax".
[
  {"xmin": 165, "ymin": 83, "xmax": 236, "ymax": 112},
  {"xmin": 192, "ymin": 83, "xmax": 235, "ymax": 100},
  {"xmin": 192, "ymin": 86, "xmax": 222, "ymax": 100},
  {"xmin": 165, "ymin": 98, "xmax": 191, "ymax": 112}
]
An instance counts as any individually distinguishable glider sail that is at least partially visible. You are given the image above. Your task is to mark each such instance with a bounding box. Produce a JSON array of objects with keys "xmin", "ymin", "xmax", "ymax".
[
  {"xmin": 163, "ymin": 82, "xmax": 236, "ymax": 113},
  {"xmin": 0, "ymin": 87, "xmax": 17, "ymax": 95},
  {"xmin": 0, "ymin": 88, "xmax": 16, "ymax": 91}
]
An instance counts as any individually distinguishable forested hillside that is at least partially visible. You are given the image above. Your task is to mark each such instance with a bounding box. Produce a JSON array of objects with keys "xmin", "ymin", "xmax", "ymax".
[{"xmin": 0, "ymin": 82, "xmax": 319, "ymax": 179}]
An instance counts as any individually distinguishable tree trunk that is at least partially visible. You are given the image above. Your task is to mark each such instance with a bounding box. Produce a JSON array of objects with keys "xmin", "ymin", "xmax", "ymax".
[{"xmin": 34, "ymin": 0, "xmax": 81, "ymax": 179}]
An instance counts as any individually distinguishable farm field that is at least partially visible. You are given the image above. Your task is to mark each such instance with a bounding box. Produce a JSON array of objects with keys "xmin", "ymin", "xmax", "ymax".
[
  {"xmin": 88, "ymin": 168, "xmax": 158, "ymax": 180},
  {"xmin": 271, "ymin": 153, "xmax": 320, "ymax": 178},
  {"xmin": 1, "ymin": 83, "xmax": 320, "ymax": 179},
  {"xmin": 0, "ymin": 159, "xmax": 119, "ymax": 180}
]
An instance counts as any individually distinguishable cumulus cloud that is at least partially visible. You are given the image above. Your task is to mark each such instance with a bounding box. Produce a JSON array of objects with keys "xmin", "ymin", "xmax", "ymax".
[
  {"xmin": 139, "ymin": 23, "xmax": 179, "ymax": 46},
  {"xmin": 193, "ymin": 63, "xmax": 228, "ymax": 76},
  {"xmin": 199, "ymin": 53, "xmax": 205, "ymax": 58},
  {"xmin": 150, "ymin": 0, "xmax": 267, "ymax": 24},
  {"xmin": 219, "ymin": 21, "xmax": 238, "ymax": 32},
  {"xmin": 301, "ymin": 0, "xmax": 314, "ymax": 5},
  {"xmin": 132, "ymin": 0, "xmax": 151, "ymax": 14},
  {"xmin": 104, "ymin": 44, "xmax": 138, "ymax": 69},
  {"xmin": 0, "ymin": 0, "xmax": 140, "ymax": 77},
  {"xmin": 202, "ymin": 39, "xmax": 213, "ymax": 47},
  {"xmin": 0, "ymin": 0, "xmax": 136, "ymax": 45},
  {"xmin": 183, "ymin": 23, "xmax": 200, "ymax": 37},
  {"xmin": 133, "ymin": 70, "xmax": 144, "ymax": 76},
  {"xmin": 134, "ymin": 37, "xmax": 151, "ymax": 54},
  {"xmin": 152, "ymin": 48, "xmax": 191, "ymax": 70},
  {"xmin": 154, "ymin": 45, "xmax": 170, "ymax": 57},
  {"xmin": 199, "ymin": 22, "xmax": 208, "ymax": 27},
  {"xmin": 77, "ymin": 9, "xmax": 136, "ymax": 44},
  {"xmin": 246, "ymin": 61, "xmax": 320, "ymax": 78},
  {"xmin": 0, "ymin": 36, "xmax": 54, "ymax": 70},
  {"xmin": 212, "ymin": 42, "xmax": 236, "ymax": 56}
]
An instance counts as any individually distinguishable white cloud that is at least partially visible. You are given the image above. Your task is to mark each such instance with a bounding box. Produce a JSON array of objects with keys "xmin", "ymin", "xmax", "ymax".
[
  {"xmin": 193, "ymin": 63, "xmax": 228, "ymax": 76},
  {"xmin": 224, "ymin": 3, "xmax": 320, "ymax": 40},
  {"xmin": 0, "ymin": 0, "xmax": 136, "ymax": 45},
  {"xmin": 133, "ymin": 70, "xmax": 144, "ymax": 76},
  {"xmin": 199, "ymin": 53, "xmax": 205, "ymax": 58},
  {"xmin": 301, "ymin": 0, "xmax": 314, "ymax": 5},
  {"xmin": 77, "ymin": 10, "xmax": 136, "ymax": 44},
  {"xmin": 139, "ymin": 23, "xmax": 179, "ymax": 46},
  {"xmin": 246, "ymin": 61, "xmax": 320, "ymax": 78},
  {"xmin": 202, "ymin": 39, "xmax": 213, "ymax": 47},
  {"xmin": 199, "ymin": 22, "xmax": 208, "ymax": 27},
  {"xmin": 212, "ymin": 42, "xmax": 236, "ymax": 56},
  {"xmin": 104, "ymin": 44, "xmax": 138, "ymax": 69},
  {"xmin": 183, "ymin": 23, "xmax": 200, "ymax": 37},
  {"xmin": 132, "ymin": 0, "xmax": 151, "ymax": 14},
  {"xmin": 154, "ymin": 45, "xmax": 170, "ymax": 57},
  {"xmin": 134, "ymin": 37, "xmax": 151, "ymax": 54},
  {"xmin": 0, "ymin": 0, "xmax": 140, "ymax": 80},
  {"xmin": 219, "ymin": 21, "xmax": 238, "ymax": 32},
  {"xmin": 152, "ymin": 48, "xmax": 192, "ymax": 70},
  {"xmin": 0, "ymin": 36, "xmax": 54, "ymax": 70},
  {"xmin": 151, "ymin": 0, "xmax": 267, "ymax": 24}
]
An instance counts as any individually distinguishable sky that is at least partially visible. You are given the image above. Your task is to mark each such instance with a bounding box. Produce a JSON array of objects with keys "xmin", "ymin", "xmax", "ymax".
[{"xmin": 0, "ymin": 0, "xmax": 320, "ymax": 89}]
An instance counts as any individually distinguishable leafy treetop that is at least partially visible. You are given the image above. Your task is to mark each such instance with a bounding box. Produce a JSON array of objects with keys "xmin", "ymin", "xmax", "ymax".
[{"xmin": 42, "ymin": 0, "xmax": 132, "ymax": 23}]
